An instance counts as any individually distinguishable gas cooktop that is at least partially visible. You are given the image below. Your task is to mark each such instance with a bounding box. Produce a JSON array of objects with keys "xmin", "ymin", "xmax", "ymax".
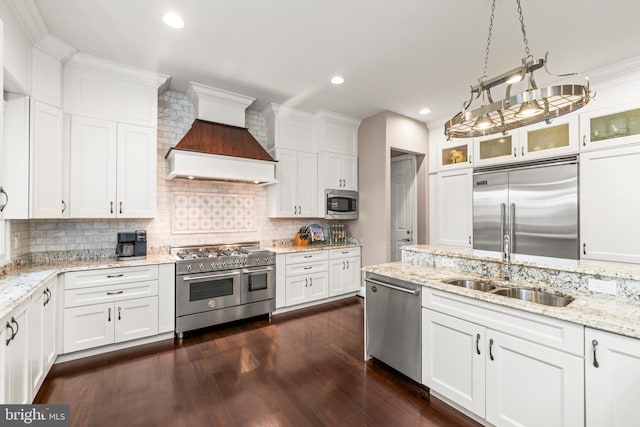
[{"xmin": 171, "ymin": 242, "xmax": 274, "ymax": 274}]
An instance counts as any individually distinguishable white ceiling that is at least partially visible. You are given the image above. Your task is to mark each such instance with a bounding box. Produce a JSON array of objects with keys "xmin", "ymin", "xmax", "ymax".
[{"xmin": 33, "ymin": 0, "xmax": 640, "ymax": 124}]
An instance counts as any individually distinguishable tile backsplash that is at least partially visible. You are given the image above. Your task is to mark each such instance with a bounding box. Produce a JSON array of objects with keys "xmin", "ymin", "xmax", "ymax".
[{"xmin": 7, "ymin": 90, "xmax": 336, "ymax": 261}]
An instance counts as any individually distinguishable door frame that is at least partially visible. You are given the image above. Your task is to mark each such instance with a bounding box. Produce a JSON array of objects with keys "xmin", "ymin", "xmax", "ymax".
[{"xmin": 390, "ymin": 153, "xmax": 418, "ymax": 262}]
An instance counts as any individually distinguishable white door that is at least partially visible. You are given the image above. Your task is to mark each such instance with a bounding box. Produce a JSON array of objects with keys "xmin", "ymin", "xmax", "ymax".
[
  {"xmin": 271, "ymin": 149, "xmax": 298, "ymax": 217},
  {"xmin": 422, "ymin": 309, "xmax": 486, "ymax": 418},
  {"xmin": 296, "ymin": 151, "xmax": 317, "ymax": 217},
  {"xmin": 340, "ymin": 155, "xmax": 358, "ymax": 190},
  {"xmin": 307, "ymin": 272, "xmax": 329, "ymax": 301},
  {"xmin": 285, "ymin": 275, "xmax": 308, "ymax": 306},
  {"xmin": 69, "ymin": 116, "xmax": 117, "ymax": 218},
  {"xmin": 436, "ymin": 169, "xmax": 472, "ymax": 247},
  {"xmin": 42, "ymin": 282, "xmax": 57, "ymax": 370},
  {"xmin": 585, "ymin": 328, "xmax": 640, "ymax": 427},
  {"xmin": 344, "ymin": 256, "xmax": 361, "ymax": 292},
  {"xmin": 485, "ymin": 329, "xmax": 584, "ymax": 427},
  {"xmin": 328, "ymin": 258, "xmax": 346, "ymax": 296},
  {"xmin": 5, "ymin": 302, "xmax": 30, "ymax": 404},
  {"xmin": 29, "ymin": 288, "xmax": 46, "ymax": 397},
  {"xmin": 2, "ymin": 94, "xmax": 30, "ymax": 219},
  {"xmin": 390, "ymin": 154, "xmax": 416, "ymax": 261},
  {"xmin": 114, "ymin": 297, "xmax": 158, "ymax": 343},
  {"xmin": 30, "ymin": 100, "xmax": 66, "ymax": 218},
  {"xmin": 116, "ymin": 124, "xmax": 157, "ymax": 218},
  {"xmin": 64, "ymin": 302, "xmax": 115, "ymax": 353}
]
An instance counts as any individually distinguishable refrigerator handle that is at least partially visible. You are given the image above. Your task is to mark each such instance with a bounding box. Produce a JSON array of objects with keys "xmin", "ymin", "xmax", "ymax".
[
  {"xmin": 500, "ymin": 203, "xmax": 506, "ymax": 244},
  {"xmin": 510, "ymin": 203, "xmax": 516, "ymax": 252}
]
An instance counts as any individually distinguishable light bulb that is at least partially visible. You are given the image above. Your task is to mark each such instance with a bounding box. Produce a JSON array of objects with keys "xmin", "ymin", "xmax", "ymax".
[
  {"xmin": 515, "ymin": 100, "xmax": 544, "ymax": 118},
  {"xmin": 472, "ymin": 115, "xmax": 496, "ymax": 130}
]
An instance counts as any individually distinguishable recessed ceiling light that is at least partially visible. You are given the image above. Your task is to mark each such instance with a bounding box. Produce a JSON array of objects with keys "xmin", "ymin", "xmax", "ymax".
[
  {"xmin": 163, "ymin": 13, "xmax": 185, "ymax": 29},
  {"xmin": 331, "ymin": 76, "xmax": 345, "ymax": 85},
  {"xmin": 419, "ymin": 108, "xmax": 431, "ymax": 115}
]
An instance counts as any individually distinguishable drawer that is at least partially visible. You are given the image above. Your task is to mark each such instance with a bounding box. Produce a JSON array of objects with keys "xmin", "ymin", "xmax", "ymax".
[
  {"xmin": 329, "ymin": 247, "xmax": 361, "ymax": 259},
  {"xmin": 286, "ymin": 250, "xmax": 328, "ymax": 265},
  {"xmin": 64, "ymin": 265, "xmax": 159, "ymax": 290},
  {"xmin": 286, "ymin": 261, "xmax": 328, "ymax": 276},
  {"xmin": 65, "ymin": 280, "xmax": 159, "ymax": 308},
  {"xmin": 422, "ymin": 288, "xmax": 584, "ymax": 356}
]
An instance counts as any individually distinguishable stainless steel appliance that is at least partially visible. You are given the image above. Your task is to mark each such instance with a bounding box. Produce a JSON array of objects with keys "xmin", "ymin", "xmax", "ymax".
[
  {"xmin": 473, "ymin": 155, "xmax": 579, "ymax": 260},
  {"xmin": 365, "ymin": 273, "xmax": 421, "ymax": 382},
  {"xmin": 172, "ymin": 242, "xmax": 275, "ymax": 337},
  {"xmin": 116, "ymin": 230, "xmax": 147, "ymax": 260},
  {"xmin": 325, "ymin": 189, "xmax": 358, "ymax": 219}
]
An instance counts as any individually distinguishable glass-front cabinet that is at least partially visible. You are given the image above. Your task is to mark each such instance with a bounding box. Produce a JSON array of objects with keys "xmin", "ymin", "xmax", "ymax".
[
  {"xmin": 580, "ymin": 102, "xmax": 640, "ymax": 151},
  {"xmin": 518, "ymin": 115, "xmax": 579, "ymax": 161},
  {"xmin": 473, "ymin": 133, "xmax": 519, "ymax": 166},
  {"xmin": 438, "ymin": 140, "xmax": 473, "ymax": 171}
]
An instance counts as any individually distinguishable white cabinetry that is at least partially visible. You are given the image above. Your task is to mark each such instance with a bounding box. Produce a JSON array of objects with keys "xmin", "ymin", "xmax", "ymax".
[
  {"xmin": 315, "ymin": 110, "xmax": 359, "ymax": 155},
  {"xmin": 28, "ymin": 277, "xmax": 57, "ymax": 399},
  {"xmin": 31, "ymin": 46, "xmax": 63, "ymax": 108},
  {"xmin": 284, "ymin": 250, "xmax": 329, "ymax": 306},
  {"xmin": 69, "ymin": 117, "xmax": 156, "ymax": 218},
  {"xmin": 579, "ymin": 101, "xmax": 640, "ymax": 151},
  {"xmin": 585, "ymin": 328, "xmax": 640, "ymax": 427},
  {"xmin": 422, "ymin": 288, "xmax": 584, "ymax": 427},
  {"xmin": 263, "ymin": 104, "xmax": 315, "ymax": 151},
  {"xmin": 268, "ymin": 149, "xmax": 317, "ymax": 217},
  {"xmin": 434, "ymin": 169, "xmax": 472, "ymax": 247},
  {"xmin": 1, "ymin": 299, "xmax": 30, "ymax": 404},
  {"xmin": 328, "ymin": 247, "xmax": 361, "ymax": 296},
  {"xmin": 2, "ymin": 94, "xmax": 30, "ymax": 219},
  {"xmin": 437, "ymin": 140, "xmax": 473, "ymax": 171},
  {"xmin": 62, "ymin": 265, "xmax": 160, "ymax": 353},
  {"xmin": 318, "ymin": 152, "xmax": 357, "ymax": 190},
  {"xmin": 580, "ymin": 144, "xmax": 640, "ymax": 263}
]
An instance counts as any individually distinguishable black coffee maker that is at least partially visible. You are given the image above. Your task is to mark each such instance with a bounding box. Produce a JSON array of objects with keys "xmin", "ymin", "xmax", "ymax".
[{"xmin": 116, "ymin": 230, "xmax": 147, "ymax": 260}]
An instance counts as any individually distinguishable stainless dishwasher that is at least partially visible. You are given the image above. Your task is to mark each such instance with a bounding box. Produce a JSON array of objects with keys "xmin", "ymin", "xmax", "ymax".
[{"xmin": 365, "ymin": 273, "xmax": 421, "ymax": 382}]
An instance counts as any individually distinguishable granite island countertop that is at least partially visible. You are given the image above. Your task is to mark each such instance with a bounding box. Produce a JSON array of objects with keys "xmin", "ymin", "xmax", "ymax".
[{"xmin": 364, "ymin": 261, "xmax": 640, "ymax": 340}]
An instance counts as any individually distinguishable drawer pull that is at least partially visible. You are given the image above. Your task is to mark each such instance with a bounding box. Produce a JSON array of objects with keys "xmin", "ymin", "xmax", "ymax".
[
  {"xmin": 304, "ymin": 266, "xmax": 312, "ymax": 270},
  {"xmin": 107, "ymin": 274, "xmax": 124, "ymax": 278},
  {"xmin": 107, "ymin": 307, "xmax": 112, "ymax": 322},
  {"xmin": 342, "ymin": 251, "xmax": 349, "ymax": 254},
  {"xmin": 118, "ymin": 306, "xmax": 122, "ymax": 320},
  {"xmin": 476, "ymin": 334, "xmax": 481, "ymax": 355},
  {"xmin": 5, "ymin": 321, "xmax": 15, "ymax": 346},
  {"xmin": 107, "ymin": 291, "xmax": 124, "ymax": 295},
  {"xmin": 304, "ymin": 255, "xmax": 312, "ymax": 258},
  {"xmin": 489, "ymin": 338, "xmax": 495, "ymax": 361},
  {"xmin": 592, "ymin": 339, "xmax": 600, "ymax": 368}
]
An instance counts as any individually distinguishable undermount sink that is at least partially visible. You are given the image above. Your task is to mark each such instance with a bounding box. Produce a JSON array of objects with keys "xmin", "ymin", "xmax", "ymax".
[
  {"xmin": 491, "ymin": 287, "xmax": 574, "ymax": 307},
  {"xmin": 444, "ymin": 279, "xmax": 497, "ymax": 292}
]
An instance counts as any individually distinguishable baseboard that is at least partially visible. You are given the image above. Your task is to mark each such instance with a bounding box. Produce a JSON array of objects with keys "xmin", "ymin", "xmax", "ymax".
[{"xmin": 55, "ymin": 332, "xmax": 175, "ymax": 363}]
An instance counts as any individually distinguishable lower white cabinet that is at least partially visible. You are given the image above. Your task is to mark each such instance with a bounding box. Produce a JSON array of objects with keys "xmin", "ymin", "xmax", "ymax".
[
  {"xmin": 29, "ymin": 278, "xmax": 57, "ymax": 399},
  {"xmin": 1, "ymin": 299, "xmax": 30, "ymax": 404},
  {"xmin": 422, "ymin": 288, "xmax": 584, "ymax": 427},
  {"xmin": 285, "ymin": 272, "xmax": 329, "ymax": 306},
  {"xmin": 328, "ymin": 247, "xmax": 361, "ymax": 296},
  {"xmin": 585, "ymin": 328, "xmax": 640, "ymax": 427}
]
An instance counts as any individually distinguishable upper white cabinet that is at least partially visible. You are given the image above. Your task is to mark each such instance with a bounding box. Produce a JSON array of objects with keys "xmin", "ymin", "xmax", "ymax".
[
  {"xmin": 31, "ymin": 46, "xmax": 63, "ymax": 108},
  {"xmin": 318, "ymin": 152, "xmax": 357, "ymax": 191},
  {"xmin": 2, "ymin": 94, "xmax": 30, "ymax": 219},
  {"xmin": 473, "ymin": 116, "xmax": 578, "ymax": 167},
  {"xmin": 580, "ymin": 101, "xmax": 640, "ymax": 151},
  {"xmin": 585, "ymin": 328, "xmax": 640, "ymax": 427},
  {"xmin": 437, "ymin": 140, "xmax": 473, "ymax": 171},
  {"xmin": 268, "ymin": 148, "xmax": 317, "ymax": 217},
  {"xmin": 69, "ymin": 117, "xmax": 156, "ymax": 218},
  {"xmin": 262, "ymin": 104, "xmax": 315, "ymax": 152},
  {"xmin": 580, "ymin": 144, "xmax": 640, "ymax": 263},
  {"xmin": 434, "ymin": 169, "xmax": 472, "ymax": 247},
  {"xmin": 315, "ymin": 110, "xmax": 360, "ymax": 155}
]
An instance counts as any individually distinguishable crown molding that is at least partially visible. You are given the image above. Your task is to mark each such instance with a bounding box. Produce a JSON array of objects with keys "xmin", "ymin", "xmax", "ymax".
[
  {"xmin": 185, "ymin": 82, "xmax": 256, "ymax": 110},
  {"xmin": 6, "ymin": 0, "xmax": 47, "ymax": 43},
  {"xmin": 585, "ymin": 55, "xmax": 640, "ymax": 86},
  {"xmin": 34, "ymin": 34, "xmax": 76, "ymax": 62}
]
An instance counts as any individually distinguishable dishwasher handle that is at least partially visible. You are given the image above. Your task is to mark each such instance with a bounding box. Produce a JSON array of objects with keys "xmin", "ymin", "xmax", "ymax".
[{"xmin": 365, "ymin": 278, "xmax": 419, "ymax": 295}]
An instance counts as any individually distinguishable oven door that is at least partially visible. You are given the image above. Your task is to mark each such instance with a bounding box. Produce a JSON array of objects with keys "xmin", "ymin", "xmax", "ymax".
[
  {"xmin": 241, "ymin": 266, "xmax": 275, "ymax": 304},
  {"xmin": 176, "ymin": 270, "xmax": 241, "ymax": 316}
]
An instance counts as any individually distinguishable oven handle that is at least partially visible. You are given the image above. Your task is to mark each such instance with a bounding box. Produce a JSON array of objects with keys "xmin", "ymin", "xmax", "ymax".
[
  {"xmin": 242, "ymin": 266, "xmax": 274, "ymax": 274},
  {"xmin": 182, "ymin": 271, "xmax": 241, "ymax": 281}
]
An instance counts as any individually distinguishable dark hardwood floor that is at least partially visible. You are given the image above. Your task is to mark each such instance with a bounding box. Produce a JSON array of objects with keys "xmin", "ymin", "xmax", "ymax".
[{"xmin": 35, "ymin": 297, "xmax": 481, "ymax": 427}]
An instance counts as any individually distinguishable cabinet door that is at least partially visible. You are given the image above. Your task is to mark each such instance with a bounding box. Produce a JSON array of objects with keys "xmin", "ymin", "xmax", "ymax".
[
  {"xmin": 42, "ymin": 283, "xmax": 57, "ymax": 371},
  {"xmin": 5, "ymin": 303, "xmax": 31, "ymax": 404},
  {"xmin": 438, "ymin": 141, "xmax": 473, "ymax": 171},
  {"xmin": 322, "ymin": 152, "xmax": 342, "ymax": 189},
  {"xmin": 285, "ymin": 275, "xmax": 308, "ymax": 306},
  {"xmin": 435, "ymin": 169, "xmax": 472, "ymax": 247},
  {"xmin": 585, "ymin": 328, "xmax": 640, "ymax": 427},
  {"xmin": 296, "ymin": 151, "xmax": 317, "ymax": 217},
  {"xmin": 29, "ymin": 288, "xmax": 46, "ymax": 398},
  {"xmin": 344, "ymin": 256, "xmax": 361, "ymax": 292},
  {"xmin": 422, "ymin": 309, "xmax": 486, "ymax": 418},
  {"xmin": 114, "ymin": 297, "xmax": 158, "ymax": 343},
  {"xmin": 580, "ymin": 102, "xmax": 640, "ymax": 151},
  {"xmin": 30, "ymin": 101, "xmax": 66, "ymax": 218},
  {"xmin": 116, "ymin": 124, "xmax": 157, "ymax": 218},
  {"xmin": 269, "ymin": 149, "xmax": 298, "ymax": 217},
  {"xmin": 2, "ymin": 94, "xmax": 30, "ymax": 219},
  {"xmin": 519, "ymin": 115, "xmax": 578, "ymax": 161},
  {"xmin": 581, "ymin": 145, "xmax": 640, "ymax": 263},
  {"xmin": 307, "ymin": 272, "xmax": 329, "ymax": 302},
  {"xmin": 328, "ymin": 258, "xmax": 346, "ymax": 296},
  {"xmin": 341, "ymin": 155, "xmax": 357, "ymax": 190},
  {"xmin": 63, "ymin": 302, "xmax": 114, "ymax": 353},
  {"xmin": 485, "ymin": 330, "xmax": 584, "ymax": 427},
  {"xmin": 473, "ymin": 133, "xmax": 518, "ymax": 167},
  {"xmin": 69, "ymin": 116, "xmax": 117, "ymax": 218}
]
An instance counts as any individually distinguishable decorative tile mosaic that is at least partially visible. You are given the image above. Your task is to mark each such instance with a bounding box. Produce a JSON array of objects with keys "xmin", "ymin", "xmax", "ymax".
[{"xmin": 171, "ymin": 192, "xmax": 257, "ymax": 234}]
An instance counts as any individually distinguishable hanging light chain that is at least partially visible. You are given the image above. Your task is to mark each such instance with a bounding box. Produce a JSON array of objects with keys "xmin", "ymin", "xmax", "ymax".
[
  {"xmin": 516, "ymin": 0, "xmax": 531, "ymax": 58},
  {"xmin": 481, "ymin": 0, "xmax": 497, "ymax": 80}
]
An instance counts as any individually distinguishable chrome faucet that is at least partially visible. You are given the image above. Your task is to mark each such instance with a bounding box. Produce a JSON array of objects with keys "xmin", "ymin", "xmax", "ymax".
[{"xmin": 503, "ymin": 234, "xmax": 512, "ymax": 281}]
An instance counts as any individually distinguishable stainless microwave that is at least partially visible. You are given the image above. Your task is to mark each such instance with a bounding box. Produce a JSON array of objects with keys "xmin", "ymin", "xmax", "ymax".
[{"xmin": 325, "ymin": 189, "xmax": 358, "ymax": 219}]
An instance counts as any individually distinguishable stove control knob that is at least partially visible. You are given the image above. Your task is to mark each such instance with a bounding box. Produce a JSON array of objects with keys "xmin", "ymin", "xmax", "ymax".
[
  {"xmin": 186, "ymin": 265, "xmax": 192, "ymax": 271},
  {"xmin": 199, "ymin": 263, "xmax": 204, "ymax": 270},
  {"xmin": 211, "ymin": 262, "xmax": 216, "ymax": 269}
]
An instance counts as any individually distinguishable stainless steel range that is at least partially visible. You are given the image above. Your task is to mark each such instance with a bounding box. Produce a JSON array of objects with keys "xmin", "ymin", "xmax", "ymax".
[{"xmin": 172, "ymin": 242, "xmax": 275, "ymax": 338}]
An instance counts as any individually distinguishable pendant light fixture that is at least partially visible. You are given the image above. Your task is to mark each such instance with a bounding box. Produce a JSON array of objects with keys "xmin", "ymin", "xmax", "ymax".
[{"xmin": 444, "ymin": 0, "xmax": 594, "ymax": 140}]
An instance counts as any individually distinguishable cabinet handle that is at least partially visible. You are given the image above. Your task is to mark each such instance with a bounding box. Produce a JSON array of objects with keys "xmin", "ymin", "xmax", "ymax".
[
  {"xmin": 468, "ymin": 235, "xmax": 472, "ymax": 245},
  {"xmin": 476, "ymin": 334, "xmax": 481, "ymax": 355},
  {"xmin": 118, "ymin": 306, "xmax": 121, "ymax": 320},
  {"xmin": 583, "ymin": 135, "xmax": 587, "ymax": 146},
  {"xmin": 107, "ymin": 290, "xmax": 124, "ymax": 295},
  {"xmin": 11, "ymin": 317, "xmax": 19, "ymax": 339},
  {"xmin": 0, "ymin": 186, "xmax": 8, "ymax": 212},
  {"xmin": 489, "ymin": 338, "xmax": 494, "ymax": 361},
  {"xmin": 108, "ymin": 307, "xmax": 112, "ymax": 322},
  {"xmin": 304, "ymin": 266, "xmax": 312, "ymax": 270},
  {"xmin": 309, "ymin": 277, "xmax": 313, "ymax": 286},
  {"xmin": 43, "ymin": 288, "xmax": 51, "ymax": 306},
  {"xmin": 592, "ymin": 339, "xmax": 600, "ymax": 368},
  {"xmin": 5, "ymin": 321, "xmax": 15, "ymax": 346},
  {"xmin": 61, "ymin": 199, "xmax": 67, "ymax": 214},
  {"xmin": 513, "ymin": 147, "xmax": 517, "ymax": 157},
  {"xmin": 468, "ymin": 155, "xmax": 472, "ymax": 164},
  {"xmin": 119, "ymin": 201, "xmax": 123, "ymax": 214},
  {"xmin": 346, "ymin": 260, "xmax": 350, "ymax": 269},
  {"xmin": 304, "ymin": 255, "xmax": 312, "ymax": 258},
  {"xmin": 342, "ymin": 261, "xmax": 345, "ymax": 270},
  {"xmin": 583, "ymin": 243, "xmax": 587, "ymax": 255},
  {"xmin": 305, "ymin": 278, "xmax": 308, "ymax": 287},
  {"xmin": 521, "ymin": 146, "xmax": 525, "ymax": 157},
  {"xmin": 107, "ymin": 274, "xmax": 124, "ymax": 278},
  {"xmin": 110, "ymin": 201, "xmax": 114, "ymax": 214}
]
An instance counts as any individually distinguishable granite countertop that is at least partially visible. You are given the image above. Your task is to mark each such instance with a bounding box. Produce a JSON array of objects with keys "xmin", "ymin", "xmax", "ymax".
[
  {"xmin": 266, "ymin": 243, "xmax": 361, "ymax": 254},
  {"xmin": 364, "ymin": 262, "xmax": 640, "ymax": 340},
  {"xmin": 0, "ymin": 254, "xmax": 175, "ymax": 320}
]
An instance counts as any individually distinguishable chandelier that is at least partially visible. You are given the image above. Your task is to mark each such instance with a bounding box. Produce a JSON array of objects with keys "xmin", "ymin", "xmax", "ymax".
[{"xmin": 444, "ymin": 0, "xmax": 594, "ymax": 140}]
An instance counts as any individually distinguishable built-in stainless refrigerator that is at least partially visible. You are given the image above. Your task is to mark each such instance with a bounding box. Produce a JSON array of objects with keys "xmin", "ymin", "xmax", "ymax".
[{"xmin": 473, "ymin": 156, "xmax": 579, "ymax": 260}]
